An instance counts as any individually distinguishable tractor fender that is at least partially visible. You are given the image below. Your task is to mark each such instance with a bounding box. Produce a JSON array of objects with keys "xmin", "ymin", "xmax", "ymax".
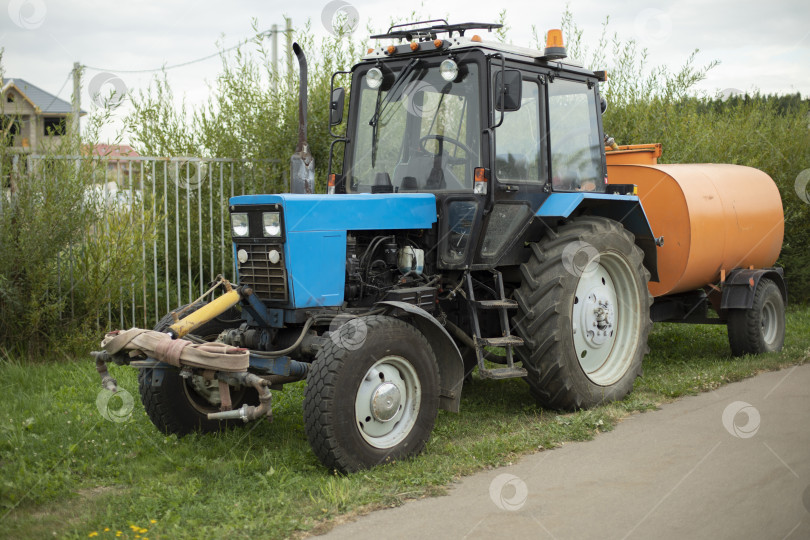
[
  {"xmin": 721, "ymin": 267, "xmax": 787, "ymax": 310},
  {"xmin": 536, "ymin": 193, "xmax": 659, "ymax": 282},
  {"xmin": 375, "ymin": 300, "xmax": 464, "ymax": 413}
]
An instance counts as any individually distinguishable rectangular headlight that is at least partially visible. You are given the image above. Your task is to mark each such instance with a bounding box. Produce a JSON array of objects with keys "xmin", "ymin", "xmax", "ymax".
[
  {"xmin": 262, "ymin": 212, "xmax": 281, "ymax": 237},
  {"xmin": 231, "ymin": 212, "xmax": 249, "ymax": 237}
]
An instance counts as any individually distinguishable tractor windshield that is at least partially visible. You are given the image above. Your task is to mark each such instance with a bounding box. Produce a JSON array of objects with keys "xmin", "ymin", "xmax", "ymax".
[{"xmin": 347, "ymin": 59, "xmax": 481, "ymax": 193}]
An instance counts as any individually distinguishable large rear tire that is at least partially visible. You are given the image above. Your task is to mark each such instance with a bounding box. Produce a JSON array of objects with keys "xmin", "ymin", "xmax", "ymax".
[
  {"xmin": 727, "ymin": 278, "xmax": 785, "ymax": 356},
  {"xmin": 513, "ymin": 217, "xmax": 652, "ymax": 410},
  {"xmin": 303, "ymin": 315, "xmax": 439, "ymax": 473},
  {"xmin": 137, "ymin": 302, "xmax": 257, "ymax": 435}
]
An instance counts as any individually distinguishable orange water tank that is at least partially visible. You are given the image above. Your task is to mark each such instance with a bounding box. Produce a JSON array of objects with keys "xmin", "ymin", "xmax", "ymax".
[{"xmin": 607, "ymin": 163, "xmax": 784, "ymax": 297}]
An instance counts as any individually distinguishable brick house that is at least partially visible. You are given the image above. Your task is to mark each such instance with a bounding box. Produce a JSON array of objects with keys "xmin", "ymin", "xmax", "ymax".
[{"xmin": 1, "ymin": 77, "xmax": 85, "ymax": 153}]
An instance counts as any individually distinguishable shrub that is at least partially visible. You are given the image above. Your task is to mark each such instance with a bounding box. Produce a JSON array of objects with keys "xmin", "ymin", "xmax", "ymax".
[{"xmin": 0, "ymin": 59, "xmax": 158, "ymax": 353}]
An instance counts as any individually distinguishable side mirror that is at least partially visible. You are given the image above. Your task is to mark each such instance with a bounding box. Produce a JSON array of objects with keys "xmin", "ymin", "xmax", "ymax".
[
  {"xmin": 494, "ymin": 70, "xmax": 522, "ymax": 112},
  {"xmin": 600, "ymin": 96, "xmax": 608, "ymax": 114},
  {"xmin": 330, "ymin": 87, "xmax": 345, "ymax": 126}
]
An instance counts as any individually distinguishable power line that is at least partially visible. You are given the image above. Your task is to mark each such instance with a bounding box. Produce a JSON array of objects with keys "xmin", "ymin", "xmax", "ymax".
[
  {"xmin": 43, "ymin": 71, "xmax": 72, "ymax": 109},
  {"xmin": 82, "ymin": 28, "xmax": 285, "ymax": 74}
]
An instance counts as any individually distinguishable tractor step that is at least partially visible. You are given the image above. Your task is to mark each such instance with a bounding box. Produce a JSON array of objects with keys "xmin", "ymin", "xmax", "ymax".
[
  {"xmin": 478, "ymin": 335, "xmax": 524, "ymax": 347},
  {"xmin": 479, "ymin": 367, "xmax": 528, "ymax": 380},
  {"xmin": 475, "ymin": 299, "xmax": 519, "ymax": 310}
]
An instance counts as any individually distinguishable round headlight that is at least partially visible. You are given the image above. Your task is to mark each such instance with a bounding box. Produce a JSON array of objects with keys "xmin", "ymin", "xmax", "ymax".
[
  {"xmin": 440, "ymin": 59, "xmax": 458, "ymax": 82},
  {"xmin": 366, "ymin": 67, "xmax": 383, "ymax": 89}
]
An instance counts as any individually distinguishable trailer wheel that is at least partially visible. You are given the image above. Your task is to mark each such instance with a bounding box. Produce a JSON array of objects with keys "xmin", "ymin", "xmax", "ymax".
[
  {"xmin": 513, "ymin": 217, "xmax": 652, "ymax": 410},
  {"xmin": 137, "ymin": 303, "xmax": 256, "ymax": 435},
  {"xmin": 727, "ymin": 278, "xmax": 785, "ymax": 356},
  {"xmin": 303, "ymin": 315, "xmax": 439, "ymax": 473}
]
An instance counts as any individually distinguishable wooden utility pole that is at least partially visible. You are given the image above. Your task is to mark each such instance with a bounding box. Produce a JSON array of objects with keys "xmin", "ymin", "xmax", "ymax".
[
  {"xmin": 271, "ymin": 24, "xmax": 279, "ymax": 77},
  {"xmin": 71, "ymin": 62, "xmax": 81, "ymax": 144}
]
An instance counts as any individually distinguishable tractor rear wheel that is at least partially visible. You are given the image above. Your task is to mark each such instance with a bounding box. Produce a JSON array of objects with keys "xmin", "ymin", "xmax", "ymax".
[
  {"xmin": 512, "ymin": 217, "xmax": 652, "ymax": 410},
  {"xmin": 137, "ymin": 302, "xmax": 257, "ymax": 435},
  {"xmin": 303, "ymin": 315, "xmax": 439, "ymax": 473},
  {"xmin": 727, "ymin": 278, "xmax": 785, "ymax": 356}
]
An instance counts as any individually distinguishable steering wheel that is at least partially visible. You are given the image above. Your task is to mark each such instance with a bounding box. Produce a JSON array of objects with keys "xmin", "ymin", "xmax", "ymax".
[
  {"xmin": 419, "ymin": 134, "xmax": 472, "ymax": 161},
  {"xmin": 418, "ymin": 135, "xmax": 473, "ymax": 188}
]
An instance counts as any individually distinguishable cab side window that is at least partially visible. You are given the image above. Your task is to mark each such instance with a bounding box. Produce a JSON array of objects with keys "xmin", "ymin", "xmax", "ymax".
[
  {"xmin": 547, "ymin": 78, "xmax": 603, "ymax": 192},
  {"xmin": 494, "ymin": 80, "xmax": 544, "ymax": 183}
]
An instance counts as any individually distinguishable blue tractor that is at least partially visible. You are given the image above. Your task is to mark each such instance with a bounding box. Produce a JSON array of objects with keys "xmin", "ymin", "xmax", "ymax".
[{"xmin": 95, "ymin": 22, "xmax": 782, "ymax": 472}]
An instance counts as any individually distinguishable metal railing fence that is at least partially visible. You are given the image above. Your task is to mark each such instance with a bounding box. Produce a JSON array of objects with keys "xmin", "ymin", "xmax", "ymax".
[{"xmin": 1, "ymin": 153, "xmax": 286, "ymax": 331}]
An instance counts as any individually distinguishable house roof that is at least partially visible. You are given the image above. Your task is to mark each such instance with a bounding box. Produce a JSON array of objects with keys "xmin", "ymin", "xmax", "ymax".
[
  {"xmin": 92, "ymin": 144, "xmax": 140, "ymax": 159},
  {"xmin": 2, "ymin": 77, "xmax": 87, "ymax": 115}
]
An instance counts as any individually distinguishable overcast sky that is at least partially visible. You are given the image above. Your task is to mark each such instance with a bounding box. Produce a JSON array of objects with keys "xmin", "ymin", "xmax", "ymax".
[{"xmin": 2, "ymin": 0, "xmax": 809, "ymax": 145}]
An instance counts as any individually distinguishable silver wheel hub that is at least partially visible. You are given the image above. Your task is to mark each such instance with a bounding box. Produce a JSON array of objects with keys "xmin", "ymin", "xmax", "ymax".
[
  {"xmin": 189, "ymin": 375, "xmax": 221, "ymax": 406},
  {"xmin": 370, "ymin": 382, "xmax": 401, "ymax": 422},
  {"xmin": 582, "ymin": 291, "xmax": 614, "ymax": 347},
  {"xmin": 355, "ymin": 356, "xmax": 421, "ymax": 449}
]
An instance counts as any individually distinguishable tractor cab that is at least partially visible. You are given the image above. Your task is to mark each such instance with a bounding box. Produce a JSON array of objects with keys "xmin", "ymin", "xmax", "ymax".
[{"xmin": 328, "ymin": 21, "xmax": 612, "ymax": 268}]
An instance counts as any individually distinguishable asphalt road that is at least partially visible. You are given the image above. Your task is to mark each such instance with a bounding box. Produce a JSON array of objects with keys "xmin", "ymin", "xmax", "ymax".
[{"xmin": 320, "ymin": 364, "xmax": 810, "ymax": 540}]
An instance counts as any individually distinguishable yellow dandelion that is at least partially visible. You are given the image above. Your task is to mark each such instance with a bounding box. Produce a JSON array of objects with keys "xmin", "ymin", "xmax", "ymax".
[
  {"xmin": 150, "ymin": 519, "xmax": 157, "ymax": 524},
  {"xmin": 88, "ymin": 533, "xmax": 98, "ymax": 538},
  {"xmin": 140, "ymin": 528, "xmax": 148, "ymax": 533},
  {"xmin": 104, "ymin": 528, "xmax": 110, "ymax": 532},
  {"xmin": 116, "ymin": 532, "xmax": 122, "ymax": 537}
]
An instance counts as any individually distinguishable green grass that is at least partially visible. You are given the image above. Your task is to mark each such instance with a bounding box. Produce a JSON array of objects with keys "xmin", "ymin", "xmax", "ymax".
[{"xmin": 2, "ymin": 306, "xmax": 809, "ymax": 539}]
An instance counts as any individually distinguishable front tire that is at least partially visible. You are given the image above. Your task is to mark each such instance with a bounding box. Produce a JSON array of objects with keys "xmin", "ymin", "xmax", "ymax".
[
  {"xmin": 513, "ymin": 217, "xmax": 652, "ymax": 410},
  {"xmin": 137, "ymin": 302, "xmax": 256, "ymax": 435},
  {"xmin": 727, "ymin": 278, "xmax": 785, "ymax": 356},
  {"xmin": 303, "ymin": 315, "xmax": 439, "ymax": 473}
]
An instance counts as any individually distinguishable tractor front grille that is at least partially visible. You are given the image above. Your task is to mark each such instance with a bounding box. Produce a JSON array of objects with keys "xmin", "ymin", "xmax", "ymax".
[{"xmin": 236, "ymin": 243, "xmax": 288, "ymax": 303}]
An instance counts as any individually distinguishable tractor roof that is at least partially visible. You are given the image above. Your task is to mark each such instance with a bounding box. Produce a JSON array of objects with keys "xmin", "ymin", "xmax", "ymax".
[{"xmin": 363, "ymin": 21, "xmax": 585, "ymax": 71}]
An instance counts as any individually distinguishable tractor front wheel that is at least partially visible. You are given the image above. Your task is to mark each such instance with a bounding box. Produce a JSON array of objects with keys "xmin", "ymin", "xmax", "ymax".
[
  {"xmin": 303, "ymin": 315, "xmax": 439, "ymax": 473},
  {"xmin": 513, "ymin": 217, "xmax": 652, "ymax": 410}
]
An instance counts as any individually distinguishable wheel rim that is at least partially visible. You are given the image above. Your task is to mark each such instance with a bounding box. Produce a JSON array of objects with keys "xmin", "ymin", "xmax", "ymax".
[
  {"xmin": 179, "ymin": 332, "xmax": 244, "ymax": 415},
  {"xmin": 571, "ymin": 251, "xmax": 643, "ymax": 386},
  {"xmin": 183, "ymin": 374, "xmax": 246, "ymax": 414},
  {"xmin": 761, "ymin": 298, "xmax": 779, "ymax": 346},
  {"xmin": 354, "ymin": 356, "xmax": 421, "ymax": 449}
]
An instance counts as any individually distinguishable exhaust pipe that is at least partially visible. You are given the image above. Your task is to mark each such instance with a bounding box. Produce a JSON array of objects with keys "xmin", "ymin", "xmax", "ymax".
[{"xmin": 290, "ymin": 42, "xmax": 315, "ymax": 194}]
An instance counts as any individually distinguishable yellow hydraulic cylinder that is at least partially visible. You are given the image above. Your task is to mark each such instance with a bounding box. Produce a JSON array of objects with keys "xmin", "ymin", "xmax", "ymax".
[{"xmin": 168, "ymin": 289, "xmax": 241, "ymax": 338}]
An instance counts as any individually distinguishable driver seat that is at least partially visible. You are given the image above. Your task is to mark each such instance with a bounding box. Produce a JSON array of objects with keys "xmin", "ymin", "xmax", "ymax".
[
  {"xmin": 393, "ymin": 154, "xmax": 468, "ymax": 190},
  {"xmin": 425, "ymin": 159, "xmax": 445, "ymax": 190},
  {"xmin": 392, "ymin": 153, "xmax": 435, "ymax": 190}
]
